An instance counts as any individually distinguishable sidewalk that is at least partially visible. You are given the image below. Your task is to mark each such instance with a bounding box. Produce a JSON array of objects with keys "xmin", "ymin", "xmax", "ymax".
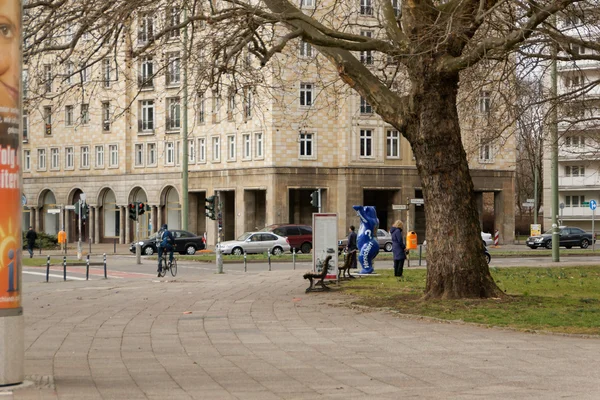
[{"xmin": 7, "ymin": 267, "xmax": 600, "ymax": 399}]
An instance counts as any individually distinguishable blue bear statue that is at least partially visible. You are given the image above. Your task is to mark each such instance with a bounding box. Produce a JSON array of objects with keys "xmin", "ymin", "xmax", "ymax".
[{"xmin": 353, "ymin": 205, "xmax": 379, "ymax": 274}]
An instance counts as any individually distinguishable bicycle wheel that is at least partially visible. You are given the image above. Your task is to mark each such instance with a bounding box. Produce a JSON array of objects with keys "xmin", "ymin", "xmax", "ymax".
[
  {"xmin": 159, "ymin": 257, "xmax": 167, "ymax": 277},
  {"xmin": 170, "ymin": 258, "xmax": 177, "ymax": 277}
]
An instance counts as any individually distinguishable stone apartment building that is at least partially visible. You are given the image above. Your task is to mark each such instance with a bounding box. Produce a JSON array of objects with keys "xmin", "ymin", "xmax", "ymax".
[{"xmin": 22, "ymin": 2, "xmax": 517, "ymax": 247}]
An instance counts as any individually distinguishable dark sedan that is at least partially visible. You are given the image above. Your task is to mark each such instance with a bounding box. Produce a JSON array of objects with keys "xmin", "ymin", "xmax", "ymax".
[
  {"xmin": 129, "ymin": 230, "xmax": 205, "ymax": 256},
  {"xmin": 526, "ymin": 226, "xmax": 595, "ymax": 249}
]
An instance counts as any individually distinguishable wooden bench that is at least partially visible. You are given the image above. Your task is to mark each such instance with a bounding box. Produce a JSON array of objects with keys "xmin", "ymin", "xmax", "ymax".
[
  {"xmin": 303, "ymin": 255, "xmax": 332, "ymax": 293},
  {"xmin": 337, "ymin": 250, "xmax": 356, "ymax": 280}
]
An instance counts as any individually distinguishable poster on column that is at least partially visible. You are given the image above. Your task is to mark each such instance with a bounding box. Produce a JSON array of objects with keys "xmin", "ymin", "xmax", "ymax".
[
  {"xmin": 0, "ymin": 0, "xmax": 22, "ymax": 310},
  {"xmin": 312, "ymin": 213, "xmax": 338, "ymax": 280}
]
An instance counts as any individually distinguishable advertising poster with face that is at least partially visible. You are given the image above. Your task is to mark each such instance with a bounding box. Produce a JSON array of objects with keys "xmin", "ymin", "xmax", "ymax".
[{"xmin": 0, "ymin": 0, "xmax": 21, "ymax": 310}]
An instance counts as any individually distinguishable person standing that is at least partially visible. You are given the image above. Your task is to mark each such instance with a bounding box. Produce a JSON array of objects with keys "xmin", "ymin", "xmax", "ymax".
[
  {"xmin": 58, "ymin": 227, "xmax": 67, "ymax": 252},
  {"xmin": 390, "ymin": 220, "xmax": 406, "ymax": 278},
  {"xmin": 25, "ymin": 227, "xmax": 37, "ymax": 258},
  {"xmin": 347, "ymin": 225, "xmax": 358, "ymax": 269}
]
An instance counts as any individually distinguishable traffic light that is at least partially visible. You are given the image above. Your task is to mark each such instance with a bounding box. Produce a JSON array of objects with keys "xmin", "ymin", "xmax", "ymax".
[
  {"xmin": 205, "ymin": 196, "xmax": 216, "ymax": 220},
  {"xmin": 310, "ymin": 190, "xmax": 319, "ymax": 208},
  {"xmin": 137, "ymin": 202, "xmax": 145, "ymax": 216},
  {"xmin": 128, "ymin": 203, "xmax": 137, "ymax": 221},
  {"xmin": 81, "ymin": 203, "xmax": 89, "ymax": 220}
]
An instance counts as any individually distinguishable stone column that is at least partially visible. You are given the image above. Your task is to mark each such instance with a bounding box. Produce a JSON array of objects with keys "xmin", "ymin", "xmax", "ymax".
[
  {"xmin": 119, "ymin": 206, "xmax": 126, "ymax": 244},
  {"xmin": 475, "ymin": 192, "xmax": 484, "ymax": 230},
  {"xmin": 151, "ymin": 206, "xmax": 158, "ymax": 234},
  {"xmin": 157, "ymin": 205, "xmax": 163, "ymax": 231},
  {"xmin": 88, "ymin": 206, "xmax": 95, "ymax": 244},
  {"xmin": 38, "ymin": 207, "xmax": 44, "ymax": 233},
  {"xmin": 125, "ymin": 211, "xmax": 131, "ymax": 244},
  {"xmin": 94, "ymin": 205, "xmax": 101, "ymax": 244},
  {"xmin": 30, "ymin": 206, "xmax": 36, "ymax": 231}
]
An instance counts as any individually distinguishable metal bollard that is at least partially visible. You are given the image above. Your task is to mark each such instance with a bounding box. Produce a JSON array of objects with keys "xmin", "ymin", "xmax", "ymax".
[
  {"xmin": 292, "ymin": 248, "xmax": 296, "ymax": 270},
  {"xmin": 46, "ymin": 255, "xmax": 50, "ymax": 282},
  {"xmin": 268, "ymin": 250, "xmax": 271, "ymax": 271},
  {"xmin": 418, "ymin": 245, "xmax": 422, "ymax": 266},
  {"xmin": 244, "ymin": 251, "xmax": 247, "ymax": 272},
  {"xmin": 103, "ymin": 253, "xmax": 107, "ymax": 279},
  {"xmin": 89, "ymin": 237, "xmax": 92, "ymax": 255},
  {"xmin": 86, "ymin": 254, "xmax": 90, "ymax": 280},
  {"xmin": 114, "ymin": 238, "xmax": 117, "ymax": 254},
  {"xmin": 63, "ymin": 256, "xmax": 67, "ymax": 281}
]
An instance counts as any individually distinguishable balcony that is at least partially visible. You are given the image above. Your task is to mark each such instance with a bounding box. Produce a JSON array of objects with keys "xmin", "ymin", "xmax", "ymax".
[
  {"xmin": 559, "ymin": 206, "xmax": 597, "ymax": 219},
  {"xmin": 559, "ymin": 175, "xmax": 600, "ymax": 188}
]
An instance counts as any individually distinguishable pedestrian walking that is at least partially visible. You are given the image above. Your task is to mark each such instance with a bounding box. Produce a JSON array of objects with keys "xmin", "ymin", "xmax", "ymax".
[
  {"xmin": 347, "ymin": 225, "xmax": 358, "ymax": 269},
  {"xmin": 390, "ymin": 220, "xmax": 406, "ymax": 278},
  {"xmin": 26, "ymin": 226, "xmax": 37, "ymax": 258},
  {"xmin": 58, "ymin": 227, "xmax": 67, "ymax": 251}
]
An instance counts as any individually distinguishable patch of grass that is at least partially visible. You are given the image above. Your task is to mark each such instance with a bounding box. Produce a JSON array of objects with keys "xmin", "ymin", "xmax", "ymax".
[{"xmin": 342, "ymin": 266, "xmax": 600, "ymax": 335}]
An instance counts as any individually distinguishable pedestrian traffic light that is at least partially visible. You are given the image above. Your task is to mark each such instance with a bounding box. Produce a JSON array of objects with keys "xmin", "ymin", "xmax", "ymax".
[
  {"xmin": 310, "ymin": 190, "xmax": 319, "ymax": 208},
  {"xmin": 128, "ymin": 203, "xmax": 137, "ymax": 221},
  {"xmin": 137, "ymin": 202, "xmax": 145, "ymax": 216},
  {"xmin": 81, "ymin": 203, "xmax": 89, "ymax": 220},
  {"xmin": 205, "ymin": 196, "xmax": 216, "ymax": 220}
]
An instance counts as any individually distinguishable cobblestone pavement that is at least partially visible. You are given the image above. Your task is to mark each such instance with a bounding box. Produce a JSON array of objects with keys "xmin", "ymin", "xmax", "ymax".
[{"xmin": 5, "ymin": 270, "xmax": 600, "ymax": 399}]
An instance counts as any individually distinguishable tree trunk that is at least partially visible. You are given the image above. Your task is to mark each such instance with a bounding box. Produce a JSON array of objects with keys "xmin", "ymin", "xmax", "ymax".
[{"xmin": 410, "ymin": 72, "xmax": 503, "ymax": 300}]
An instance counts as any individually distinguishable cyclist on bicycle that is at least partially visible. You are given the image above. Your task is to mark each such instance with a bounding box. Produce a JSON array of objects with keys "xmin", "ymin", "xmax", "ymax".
[{"xmin": 157, "ymin": 224, "xmax": 174, "ymax": 277}]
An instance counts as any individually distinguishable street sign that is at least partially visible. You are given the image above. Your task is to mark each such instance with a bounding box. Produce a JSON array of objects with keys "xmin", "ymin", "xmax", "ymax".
[
  {"xmin": 582, "ymin": 201, "xmax": 590, "ymax": 207},
  {"xmin": 392, "ymin": 204, "xmax": 408, "ymax": 210},
  {"xmin": 410, "ymin": 198, "xmax": 424, "ymax": 205},
  {"xmin": 560, "ymin": 202, "xmax": 565, "ymax": 209},
  {"xmin": 590, "ymin": 200, "xmax": 597, "ymax": 211},
  {"xmin": 64, "ymin": 205, "xmax": 76, "ymax": 210},
  {"xmin": 522, "ymin": 202, "xmax": 534, "ymax": 208},
  {"xmin": 47, "ymin": 209, "xmax": 60, "ymax": 214},
  {"xmin": 527, "ymin": 198, "xmax": 535, "ymax": 203},
  {"xmin": 80, "ymin": 193, "xmax": 86, "ymax": 201}
]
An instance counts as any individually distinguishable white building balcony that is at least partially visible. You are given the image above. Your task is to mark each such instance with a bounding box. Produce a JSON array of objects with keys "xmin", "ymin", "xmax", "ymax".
[
  {"xmin": 558, "ymin": 58, "xmax": 600, "ymax": 72},
  {"xmin": 559, "ymin": 175, "xmax": 600, "ymax": 188}
]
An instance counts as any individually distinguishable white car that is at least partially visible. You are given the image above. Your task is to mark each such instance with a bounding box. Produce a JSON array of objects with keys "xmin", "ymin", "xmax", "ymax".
[
  {"xmin": 218, "ymin": 232, "xmax": 291, "ymax": 255},
  {"xmin": 481, "ymin": 232, "xmax": 493, "ymax": 246}
]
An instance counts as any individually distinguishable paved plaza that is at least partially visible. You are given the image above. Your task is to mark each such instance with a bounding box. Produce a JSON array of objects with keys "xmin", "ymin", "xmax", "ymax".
[{"xmin": 4, "ymin": 254, "xmax": 600, "ymax": 399}]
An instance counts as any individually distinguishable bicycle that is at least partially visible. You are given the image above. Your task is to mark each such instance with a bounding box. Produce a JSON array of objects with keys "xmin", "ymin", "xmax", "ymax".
[{"xmin": 158, "ymin": 253, "xmax": 177, "ymax": 277}]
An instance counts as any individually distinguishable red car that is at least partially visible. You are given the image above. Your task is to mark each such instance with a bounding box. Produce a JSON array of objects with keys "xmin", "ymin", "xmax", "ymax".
[{"xmin": 261, "ymin": 224, "xmax": 313, "ymax": 254}]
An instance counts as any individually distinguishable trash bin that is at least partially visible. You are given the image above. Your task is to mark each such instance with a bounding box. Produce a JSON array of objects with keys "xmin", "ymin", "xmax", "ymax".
[{"xmin": 406, "ymin": 231, "xmax": 418, "ymax": 250}]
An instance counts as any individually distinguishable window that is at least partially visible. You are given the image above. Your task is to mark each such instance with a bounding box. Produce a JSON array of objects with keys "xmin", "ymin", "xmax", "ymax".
[
  {"xmin": 138, "ymin": 13, "xmax": 154, "ymax": 44},
  {"xmin": 360, "ymin": 31, "xmax": 373, "ymax": 64},
  {"xmin": 479, "ymin": 140, "xmax": 493, "ymax": 162},
  {"xmin": 566, "ymin": 195, "xmax": 585, "ymax": 207},
  {"xmin": 359, "ymin": 129, "xmax": 373, "ymax": 158},
  {"xmin": 65, "ymin": 105, "xmax": 74, "ymax": 126},
  {"xmin": 135, "ymin": 144, "xmax": 144, "ymax": 166},
  {"xmin": 95, "ymin": 145, "xmax": 104, "ymax": 168},
  {"xmin": 102, "ymin": 58, "xmax": 111, "ymax": 87},
  {"xmin": 360, "ymin": 96, "xmax": 372, "ymax": 114},
  {"xmin": 44, "ymin": 65, "xmax": 52, "ymax": 93},
  {"xmin": 65, "ymin": 62, "xmax": 74, "ymax": 85},
  {"xmin": 49, "ymin": 148, "xmax": 59, "ymax": 170},
  {"xmin": 198, "ymin": 93, "xmax": 205, "ymax": 123},
  {"xmin": 386, "ymin": 129, "xmax": 400, "ymax": 158},
  {"xmin": 44, "ymin": 106, "xmax": 52, "ymax": 135},
  {"xmin": 37, "ymin": 149, "xmax": 46, "ymax": 170},
  {"xmin": 147, "ymin": 143, "xmax": 156, "ymax": 165},
  {"xmin": 139, "ymin": 100, "xmax": 155, "ymax": 132},
  {"xmin": 22, "ymin": 69, "xmax": 28, "ymax": 97},
  {"xmin": 23, "ymin": 150, "xmax": 30, "ymax": 171},
  {"xmin": 565, "ymin": 135, "xmax": 585, "ymax": 147},
  {"xmin": 300, "ymin": 41, "xmax": 313, "ymax": 57},
  {"xmin": 167, "ymin": 7, "xmax": 180, "ymax": 39},
  {"xmin": 255, "ymin": 132, "xmax": 263, "ymax": 158},
  {"xmin": 188, "ymin": 140, "xmax": 195, "ymax": 163},
  {"xmin": 212, "ymin": 92, "xmax": 221, "ymax": 123},
  {"xmin": 102, "ymin": 102, "xmax": 111, "ymax": 131},
  {"xmin": 81, "ymin": 65, "xmax": 90, "ymax": 83},
  {"xmin": 300, "ymin": 83, "xmax": 314, "ymax": 107},
  {"xmin": 167, "ymin": 97, "xmax": 181, "ymax": 131},
  {"xmin": 165, "ymin": 142, "xmax": 174, "ymax": 165},
  {"xmin": 166, "ymin": 52, "xmax": 181, "ymax": 86},
  {"xmin": 299, "ymin": 132, "xmax": 314, "ymax": 158},
  {"xmin": 565, "ymin": 165, "xmax": 585, "ymax": 177},
  {"xmin": 392, "ymin": 0, "xmax": 401, "ymax": 17},
  {"xmin": 198, "ymin": 138, "xmax": 206, "ymax": 162},
  {"xmin": 300, "ymin": 0, "xmax": 314, "ymax": 7},
  {"xmin": 109, "ymin": 145, "xmax": 118, "ymax": 167},
  {"xmin": 212, "ymin": 136, "xmax": 220, "ymax": 161},
  {"xmin": 65, "ymin": 147, "xmax": 74, "ymax": 169},
  {"xmin": 81, "ymin": 103, "xmax": 90, "ymax": 125},
  {"xmin": 81, "ymin": 146, "xmax": 90, "ymax": 168},
  {"xmin": 22, "ymin": 113, "xmax": 29, "ymax": 141},
  {"xmin": 242, "ymin": 134, "xmax": 251, "ymax": 159},
  {"xmin": 478, "ymin": 91, "xmax": 491, "ymax": 113},
  {"xmin": 244, "ymin": 88, "xmax": 252, "ymax": 119},
  {"xmin": 139, "ymin": 56, "xmax": 154, "ymax": 88},
  {"xmin": 360, "ymin": 0, "xmax": 373, "ymax": 15},
  {"xmin": 175, "ymin": 141, "xmax": 181, "ymax": 166},
  {"xmin": 570, "ymin": 44, "xmax": 586, "ymax": 56},
  {"xmin": 227, "ymin": 135, "xmax": 236, "ymax": 160}
]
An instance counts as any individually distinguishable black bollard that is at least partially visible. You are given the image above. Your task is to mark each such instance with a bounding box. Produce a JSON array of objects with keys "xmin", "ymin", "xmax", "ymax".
[
  {"xmin": 89, "ymin": 237, "xmax": 92, "ymax": 255},
  {"xmin": 103, "ymin": 253, "xmax": 107, "ymax": 279},
  {"xmin": 244, "ymin": 251, "xmax": 247, "ymax": 272},
  {"xmin": 46, "ymin": 255, "xmax": 50, "ymax": 283},
  {"xmin": 268, "ymin": 250, "xmax": 271, "ymax": 271},
  {"xmin": 86, "ymin": 254, "xmax": 90, "ymax": 280},
  {"xmin": 418, "ymin": 245, "xmax": 422, "ymax": 266},
  {"xmin": 63, "ymin": 256, "xmax": 67, "ymax": 281}
]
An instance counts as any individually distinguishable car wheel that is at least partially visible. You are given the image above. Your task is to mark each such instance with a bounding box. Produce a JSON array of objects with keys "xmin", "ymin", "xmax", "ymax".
[
  {"xmin": 232, "ymin": 247, "xmax": 244, "ymax": 256},
  {"xmin": 272, "ymin": 246, "xmax": 284, "ymax": 256},
  {"xmin": 545, "ymin": 240, "xmax": 552, "ymax": 249},
  {"xmin": 581, "ymin": 239, "xmax": 590, "ymax": 249},
  {"xmin": 485, "ymin": 252, "xmax": 491, "ymax": 264},
  {"xmin": 186, "ymin": 245, "xmax": 196, "ymax": 255},
  {"xmin": 527, "ymin": 246, "xmax": 536, "ymax": 249},
  {"xmin": 384, "ymin": 242, "xmax": 393, "ymax": 252},
  {"xmin": 143, "ymin": 246, "xmax": 155, "ymax": 256},
  {"xmin": 300, "ymin": 242, "xmax": 312, "ymax": 254},
  {"xmin": 566, "ymin": 246, "xmax": 572, "ymax": 249}
]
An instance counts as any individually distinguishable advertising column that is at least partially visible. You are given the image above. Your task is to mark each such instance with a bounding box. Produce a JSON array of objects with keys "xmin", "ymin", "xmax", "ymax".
[{"xmin": 0, "ymin": 0, "xmax": 24, "ymax": 385}]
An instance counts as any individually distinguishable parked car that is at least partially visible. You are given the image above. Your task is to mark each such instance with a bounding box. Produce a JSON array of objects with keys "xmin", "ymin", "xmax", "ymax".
[
  {"xmin": 526, "ymin": 226, "xmax": 595, "ymax": 249},
  {"xmin": 129, "ymin": 230, "xmax": 205, "ymax": 256},
  {"xmin": 261, "ymin": 224, "xmax": 312, "ymax": 254},
  {"xmin": 481, "ymin": 232, "xmax": 493, "ymax": 246},
  {"xmin": 218, "ymin": 232, "xmax": 291, "ymax": 255},
  {"xmin": 338, "ymin": 229, "xmax": 393, "ymax": 253},
  {"xmin": 423, "ymin": 239, "xmax": 491, "ymax": 263}
]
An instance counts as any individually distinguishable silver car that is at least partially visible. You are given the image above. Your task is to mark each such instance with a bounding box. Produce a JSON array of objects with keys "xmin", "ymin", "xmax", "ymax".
[
  {"xmin": 218, "ymin": 232, "xmax": 291, "ymax": 255},
  {"xmin": 338, "ymin": 229, "xmax": 393, "ymax": 253}
]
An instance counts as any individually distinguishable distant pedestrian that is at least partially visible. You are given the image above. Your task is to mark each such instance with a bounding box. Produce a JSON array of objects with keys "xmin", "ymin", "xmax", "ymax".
[
  {"xmin": 26, "ymin": 227, "xmax": 37, "ymax": 258},
  {"xmin": 58, "ymin": 227, "xmax": 67, "ymax": 252},
  {"xmin": 390, "ymin": 220, "xmax": 406, "ymax": 278},
  {"xmin": 347, "ymin": 225, "xmax": 358, "ymax": 269}
]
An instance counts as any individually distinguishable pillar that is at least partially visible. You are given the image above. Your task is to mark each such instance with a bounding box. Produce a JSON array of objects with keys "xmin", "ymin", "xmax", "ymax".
[
  {"xmin": 119, "ymin": 206, "xmax": 126, "ymax": 244},
  {"xmin": 475, "ymin": 192, "xmax": 484, "ymax": 230},
  {"xmin": 157, "ymin": 205, "xmax": 163, "ymax": 231},
  {"xmin": 151, "ymin": 205, "xmax": 158, "ymax": 234},
  {"xmin": 125, "ymin": 211, "xmax": 131, "ymax": 244},
  {"xmin": 94, "ymin": 205, "xmax": 100, "ymax": 244},
  {"xmin": 30, "ymin": 206, "xmax": 36, "ymax": 231}
]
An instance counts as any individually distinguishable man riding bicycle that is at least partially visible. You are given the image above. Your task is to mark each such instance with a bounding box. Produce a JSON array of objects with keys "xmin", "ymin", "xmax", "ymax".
[{"xmin": 157, "ymin": 224, "xmax": 174, "ymax": 277}]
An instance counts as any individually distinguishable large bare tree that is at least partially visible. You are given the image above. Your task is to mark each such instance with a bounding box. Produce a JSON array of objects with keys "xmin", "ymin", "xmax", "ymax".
[{"xmin": 23, "ymin": 0, "xmax": 600, "ymax": 299}]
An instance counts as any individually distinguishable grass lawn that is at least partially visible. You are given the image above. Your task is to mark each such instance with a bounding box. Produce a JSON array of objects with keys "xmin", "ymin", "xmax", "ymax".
[{"xmin": 341, "ymin": 266, "xmax": 600, "ymax": 335}]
